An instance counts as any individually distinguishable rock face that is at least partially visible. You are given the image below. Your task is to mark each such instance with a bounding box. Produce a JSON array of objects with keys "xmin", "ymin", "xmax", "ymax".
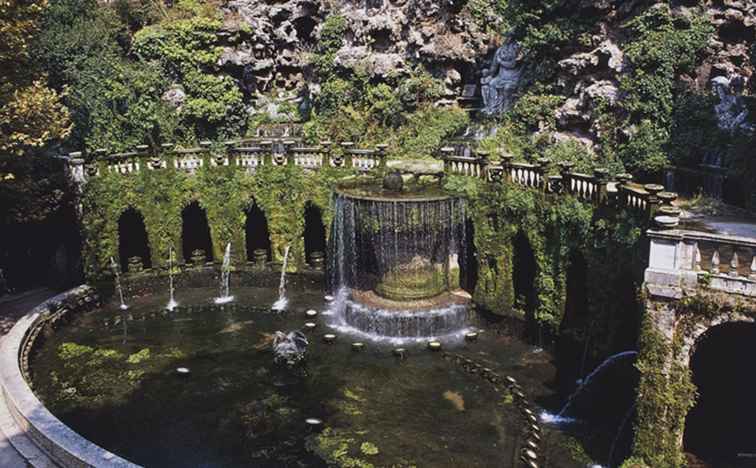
[
  {"xmin": 211, "ymin": 0, "xmax": 752, "ymax": 149},
  {"xmin": 219, "ymin": 0, "xmax": 502, "ymax": 103}
]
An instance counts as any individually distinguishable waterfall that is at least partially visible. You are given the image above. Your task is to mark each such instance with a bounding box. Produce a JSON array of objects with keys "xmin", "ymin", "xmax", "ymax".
[
  {"xmin": 214, "ymin": 243, "xmax": 234, "ymax": 304},
  {"xmin": 272, "ymin": 245, "xmax": 291, "ymax": 311},
  {"xmin": 326, "ymin": 190, "xmax": 471, "ymax": 342},
  {"xmin": 541, "ymin": 350, "xmax": 638, "ymax": 424},
  {"xmin": 167, "ymin": 247, "xmax": 178, "ymax": 311},
  {"xmin": 109, "ymin": 257, "xmax": 128, "ymax": 310}
]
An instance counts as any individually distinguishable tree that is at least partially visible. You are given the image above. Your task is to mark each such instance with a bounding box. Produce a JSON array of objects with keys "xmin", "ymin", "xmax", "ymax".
[{"xmin": 0, "ymin": 0, "xmax": 71, "ymax": 156}]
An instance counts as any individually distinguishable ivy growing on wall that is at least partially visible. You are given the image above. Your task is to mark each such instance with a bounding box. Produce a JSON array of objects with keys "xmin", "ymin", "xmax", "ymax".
[{"xmin": 80, "ymin": 162, "xmax": 347, "ymax": 279}]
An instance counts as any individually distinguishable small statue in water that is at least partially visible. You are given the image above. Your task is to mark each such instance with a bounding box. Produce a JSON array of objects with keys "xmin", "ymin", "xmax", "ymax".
[
  {"xmin": 481, "ymin": 37, "xmax": 522, "ymax": 116},
  {"xmin": 255, "ymin": 331, "xmax": 308, "ymax": 367}
]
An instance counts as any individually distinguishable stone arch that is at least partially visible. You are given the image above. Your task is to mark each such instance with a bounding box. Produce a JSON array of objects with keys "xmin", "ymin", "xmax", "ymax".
[
  {"xmin": 303, "ymin": 201, "xmax": 326, "ymax": 266},
  {"xmin": 245, "ymin": 200, "xmax": 272, "ymax": 262},
  {"xmin": 117, "ymin": 207, "xmax": 152, "ymax": 273},
  {"xmin": 181, "ymin": 201, "xmax": 214, "ymax": 263},
  {"xmin": 683, "ymin": 319, "xmax": 756, "ymax": 464}
]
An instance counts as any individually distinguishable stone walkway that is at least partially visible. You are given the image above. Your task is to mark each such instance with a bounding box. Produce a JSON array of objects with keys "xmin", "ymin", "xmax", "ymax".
[{"xmin": 0, "ymin": 288, "xmax": 56, "ymax": 467}]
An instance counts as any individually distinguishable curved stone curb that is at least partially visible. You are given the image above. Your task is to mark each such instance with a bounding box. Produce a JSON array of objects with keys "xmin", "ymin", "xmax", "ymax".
[{"xmin": 0, "ymin": 285, "xmax": 141, "ymax": 467}]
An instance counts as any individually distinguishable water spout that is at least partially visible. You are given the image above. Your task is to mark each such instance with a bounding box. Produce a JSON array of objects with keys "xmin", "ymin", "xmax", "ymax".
[
  {"xmin": 272, "ymin": 245, "xmax": 291, "ymax": 311},
  {"xmin": 541, "ymin": 350, "xmax": 638, "ymax": 424},
  {"xmin": 167, "ymin": 247, "xmax": 178, "ymax": 311},
  {"xmin": 214, "ymin": 243, "xmax": 234, "ymax": 304},
  {"xmin": 110, "ymin": 257, "xmax": 128, "ymax": 310}
]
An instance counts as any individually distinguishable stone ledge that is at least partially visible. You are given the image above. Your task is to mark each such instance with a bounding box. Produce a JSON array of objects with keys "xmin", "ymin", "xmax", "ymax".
[{"xmin": 0, "ymin": 286, "xmax": 141, "ymax": 468}]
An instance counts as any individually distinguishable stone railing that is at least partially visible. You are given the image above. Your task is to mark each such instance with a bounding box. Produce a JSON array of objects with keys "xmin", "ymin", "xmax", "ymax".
[
  {"xmin": 65, "ymin": 140, "xmax": 388, "ymax": 181},
  {"xmin": 439, "ymin": 150, "xmax": 678, "ymax": 222},
  {"xmin": 645, "ymin": 229, "xmax": 756, "ymax": 298}
]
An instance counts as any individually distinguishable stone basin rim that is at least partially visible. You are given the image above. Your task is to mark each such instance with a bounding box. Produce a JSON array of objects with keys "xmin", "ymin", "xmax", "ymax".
[
  {"xmin": 0, "ymin": 285, "xmax": 141, "ymax": 467},
  {"xmin": 334, "ymin": 187, "xmax": 453, "ymax": 203}
]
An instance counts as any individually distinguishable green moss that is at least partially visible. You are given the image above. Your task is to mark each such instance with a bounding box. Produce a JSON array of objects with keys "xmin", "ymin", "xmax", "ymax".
[
  {"xmin": 126, "ymin": 348, "xmax": 151, "ymax": 364},
  {"xmin": 360, "ymin": 442, "xmax": 379, "ymax": 456},
  {"xmin": 58, "ymin": 342, "xmax": 94, "ymax": 360}
]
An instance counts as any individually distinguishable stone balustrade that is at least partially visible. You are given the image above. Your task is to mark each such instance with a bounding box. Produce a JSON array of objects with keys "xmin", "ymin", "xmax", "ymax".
[
  {"xmin": 67, "ymin": 139, "xmax": 388, "ymax": 179},
  {"xmin": 645, "ymin": 229, "xmax": 756, "ymax": 298},
  {"xmin": 67, "ymin": 140, "xmax": 682, "ymax": 223}
]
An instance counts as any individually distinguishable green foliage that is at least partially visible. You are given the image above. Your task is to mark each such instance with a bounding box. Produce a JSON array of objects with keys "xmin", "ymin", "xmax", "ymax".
[
  {"xmin": 133, "ymin": 17, "xmax": 223, "ymax": 76},
  {"xmin": 668, "ymin": 92, "xmax": 724, "ymax": 168}
]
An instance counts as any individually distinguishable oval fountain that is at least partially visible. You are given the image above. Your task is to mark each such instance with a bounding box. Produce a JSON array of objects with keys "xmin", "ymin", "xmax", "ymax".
[{"xmin": 326, "ymin": 174, "xmax": 474, "ymax": 343}]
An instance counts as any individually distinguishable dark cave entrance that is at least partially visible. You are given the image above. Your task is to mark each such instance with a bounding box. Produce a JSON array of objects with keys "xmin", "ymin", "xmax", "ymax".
[
  {"xmin": 303, "ymin": 202, "xmax": 326, "ymax": 265},
  {"xmin": 117, "ymin": 208, "xmax": 152, "ymax": 273},
  {"xmin": 181, "ymin": 202, "xmax": 213, "ymax": 263},
  {"xmin": 684, "ymin": 321, "xmax": 756, "ymax": 465},
  {"xmin": 245, "ymin": 203, "xmax": 272, "ymax": 262},
  {"xmin": 512, "ymin": 231, "xmax": 537, "ymax": 337}
]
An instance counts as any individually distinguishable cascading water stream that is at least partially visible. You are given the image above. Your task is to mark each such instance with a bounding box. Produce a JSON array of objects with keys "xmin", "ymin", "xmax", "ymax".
[
  {"xmin": 110, "ymin": 257, "xmax": 128, "ymax": 310},
  {"xmin": 541, "ymin": 350, "xmax": 638, "ymax": 424},
  {"xmin": 167, "ymin": 247, "xmax": 178, "ymax": 311},
  {"xmin": 214, "ymin": 243, "xmax": 234, "ymax": 304},
  {"xmin": 326, "ymin": 188, "xmax": 472, "ymax": 342},
  {"xmin": 272, "ymin": 245, "xmax": 291, "ymax": 311}
]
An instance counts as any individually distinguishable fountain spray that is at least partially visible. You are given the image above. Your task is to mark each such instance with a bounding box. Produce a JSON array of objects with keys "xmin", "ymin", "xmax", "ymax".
[
  {"xmin": 214, "ymin": 243, "xmax": 234, "ymax": 304},
  {"xmin": 167, "ymin": 246, "xmax": 178, "ymax": 311},
  {"xmin": 109, "ymin": 257, "xmax": 129, "ymax": 310}
]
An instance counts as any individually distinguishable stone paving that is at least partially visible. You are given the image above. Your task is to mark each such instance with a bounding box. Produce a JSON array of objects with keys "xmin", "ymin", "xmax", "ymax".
[{"xmin": 0, "ymin": 288, "xmax": 55, "ymax": 467}]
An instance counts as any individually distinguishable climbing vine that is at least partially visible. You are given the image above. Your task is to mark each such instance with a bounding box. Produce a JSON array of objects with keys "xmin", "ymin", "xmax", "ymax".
[{"xmin": 80, "ymin": 159, "xmax": 348, "ymax": 279}]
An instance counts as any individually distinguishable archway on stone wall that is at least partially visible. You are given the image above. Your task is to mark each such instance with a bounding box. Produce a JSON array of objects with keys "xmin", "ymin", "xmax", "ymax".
[
  {"xmin": 460, "ymin": 218, "xmax": 477, "ymax": 293},
  {"xmin": 512, "ymin": 231, "xmax": 537, "ymax": 335},
  {"xmin": 245, "ymin": 202, "xmax": 272, "ymax": 262},
  {"xmin": 303, "ymin": 202, "xmax": 326, "ymax": 265},
  {"xmin": 556, "ymin": 250, "xmax": 589, "ymax": 397},
  {"xmin": 181, "ymin": 202, "xmax": 213, "ymax": 263},
  {"xmin": 684, "ymin": 321, "xmax": 756, "ymax": 465},
  {"xmin": 118, "ymin": 208, "xmax": 152, "ymax": 273}
]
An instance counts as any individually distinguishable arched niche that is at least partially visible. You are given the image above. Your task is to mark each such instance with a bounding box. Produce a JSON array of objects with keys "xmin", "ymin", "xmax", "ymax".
[
  {"xmin": 117, "ymin": 207, "xmax": 152, "ymax": 272},
  {"xmin": 245, "ymin": 202, "xmax": 272, "ymax": 262},
  {"xmin": 181, "ymin": 201, "xmax": 213, "ymax": 263},
  {"xmin": 303, "ymin": 202, "xmax": 326, "ymax": 265}
]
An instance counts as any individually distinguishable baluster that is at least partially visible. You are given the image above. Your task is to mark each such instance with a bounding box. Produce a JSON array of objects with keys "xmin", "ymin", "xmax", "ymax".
[
  {"xmin": 711, "ymin": 249, "xmax": 720, "ymax": 274},
  {"xmin": 750, "ymin": 254, "xmax": 756, "ymax": 280},
  {"xmin": 730, "ymin": 250, "xmax": 740, "ymax": 277}
]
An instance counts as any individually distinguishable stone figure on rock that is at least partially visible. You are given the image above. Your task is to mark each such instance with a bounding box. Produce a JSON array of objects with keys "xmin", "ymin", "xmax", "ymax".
[
  {"xmin": 712, "ymin": 75, "xmax": 754, "ymax": 134},
  {"xmin": 481, "ymin": 37, "xmax": 522, "ymax": 115}
]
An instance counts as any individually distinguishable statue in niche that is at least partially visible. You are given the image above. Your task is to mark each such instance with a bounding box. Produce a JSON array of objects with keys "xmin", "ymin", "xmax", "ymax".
[
  {"xmin": 711, "ymin": 75, "xmax": 754, "ymax": 134},
  {"xmin": 481, "ymin": 37, "xmax": 522, "ymax": 115}
]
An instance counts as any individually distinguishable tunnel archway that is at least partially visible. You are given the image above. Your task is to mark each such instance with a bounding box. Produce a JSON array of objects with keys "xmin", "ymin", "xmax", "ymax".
[
  {"xmin": 512, "ymin": 231, "xmax": 537, "ymax": 335},
  {"xmin": 181, "ymin": 202, "xmax": 213, "ymax": 263},
  {"xmin": 303, "ymin": 202, "xmax": 326, "ymax": 265},
  {"xmin": 684, "ymin": 321, "xmax": 756, "ymax": 465},
  {"xmin": 117, "ymin": 208, "xmax": 151, "ymax": 273},
  {"xmin": 245, "ymin": 202, "xmax": 272, "ymax": 262}
]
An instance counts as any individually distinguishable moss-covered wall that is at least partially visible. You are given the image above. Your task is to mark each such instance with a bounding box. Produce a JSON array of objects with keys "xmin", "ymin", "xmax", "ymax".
[
  {"xmin": 444, "ymin": 175, "xmax": 646, "ymax": 353},
  {"xmin": 81, "ymin": 163, "xmax": 349, "ymax": 279},
  {"xmin": 629, "ymin": 293, "xmax": 756, "ymax": 467}
]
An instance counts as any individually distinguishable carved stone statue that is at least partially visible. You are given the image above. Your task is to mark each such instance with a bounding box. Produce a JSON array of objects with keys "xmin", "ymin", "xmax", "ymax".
[
  {"xmin": 711, "ymin": 75, "xmax": 754, "ymax": 134},
  {"xmin": 481, "ymin": 38, "xmax": 522, "ymax": 115}
]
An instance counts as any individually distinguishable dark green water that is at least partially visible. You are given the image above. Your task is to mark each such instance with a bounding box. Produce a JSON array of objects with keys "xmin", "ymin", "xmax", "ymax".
[{"xmin": 31, "ymin": 285, "xmax": 591, "ymax": 467}]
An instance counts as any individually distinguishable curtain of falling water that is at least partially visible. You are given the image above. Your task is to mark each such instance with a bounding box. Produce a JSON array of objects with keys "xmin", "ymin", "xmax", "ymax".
[{"xmin": 328, "ymin": 193, "xmax": 467, "ymax": 294}]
